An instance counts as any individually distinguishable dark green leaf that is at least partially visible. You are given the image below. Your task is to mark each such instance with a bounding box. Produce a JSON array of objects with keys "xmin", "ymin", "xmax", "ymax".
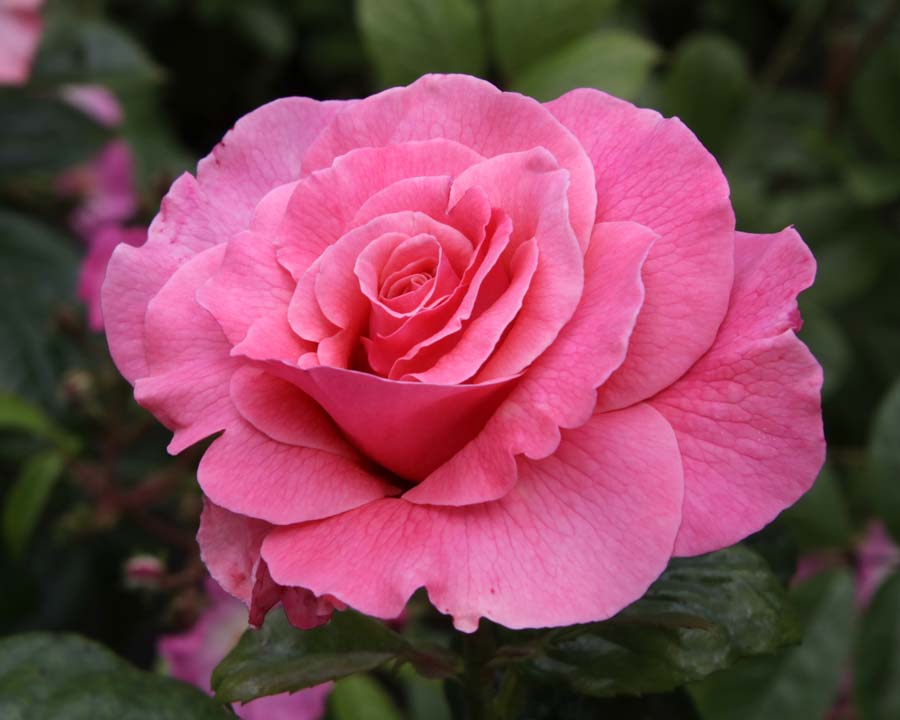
[
  {"xmin": 851, "ymin": 25, "xmax": 900, "ymax": 159},
  {"xmin": 0, "ymin": 211, "xmax": 79, "ymax": 407},
  {"xmin": 506, "ymin": 546, "xmax": 794, "ymax": 697},
  {"xmin": 356, "ymin": 0, "xmax": 486, "ymax": 87},
  {"xmin": 213, "ymin": 609, "xmax": 435, "ymax": 703},
  {"xmin": 664, "ymin": 33, "xmax": 750, "ymax": 155},
  {"xmin": 779, "ymin": 463, "xmax": 852, "ymax": 550},
  {"xmin": 0, "ymin": 392, "xmax": 78, "ymax": 452},
  {"xmin": 869, "ymin": 380, "xmax": 900, "ymax": 543},
  {"xmin": 0, "ymin": 632, "xmax": 233, "ymax": 719},
  {"xmin": 689, "ymin": 570, "xmax": 855, "ymax": 720},
  {"xmin": 512, "ymin": 30, "xmax": 660, "ymax": 102},
  {"xmin": 32, "ymin": 17, "xmax": 161, "ymax": 88},
  {"xmin": 0, "ymin": 91, "xmax": 108, "ymax": 177},
  {"xmin": 3, "ymin": 451, "xmax": 65, "ymax": 558},
  {"xmin": 488, "ymin": 0, "xmax": 618, "ymax": 77},
  {"xmin": 330, "ymin": 674, "xmax": 404, "ymax": 720},
  {"xmin": 856, "ymin": 570, "xmax": 900, "ymax": 720}
]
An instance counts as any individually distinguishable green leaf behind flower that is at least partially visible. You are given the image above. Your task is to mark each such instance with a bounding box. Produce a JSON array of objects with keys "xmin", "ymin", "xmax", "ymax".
[{"xmin": 498, "ymin": 546, "xmax": 796, "ymax": 697}]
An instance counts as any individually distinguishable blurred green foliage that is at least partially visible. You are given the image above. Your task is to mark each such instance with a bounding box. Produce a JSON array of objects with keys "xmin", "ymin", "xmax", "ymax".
[{"xmin": 1, "ymin": 0, "xmax": 899, "ymax": 718}]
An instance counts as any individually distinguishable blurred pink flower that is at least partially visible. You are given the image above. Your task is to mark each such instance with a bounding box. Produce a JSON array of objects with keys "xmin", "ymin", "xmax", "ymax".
[
  {"xmin": 856, "ymin": 521, "xmax": 900, "ymax": 607},
  {"xmin": 78, "ymin": 225, "xmax": 146, "ymax": 331},
  {"xmin": 61, "ymin": 84, "xmax": 124, "ymax": 128},
  {"xmin": 58, "ymin": 85, "xmax": 138, "ymax": 239},
  {"xmin": 792, "ymin": 520, "xmax": 900, "ymax": 608},
  {"xmin": 158, "ymin": 579, "xmax": 331, "ymax": 720},
  {"xmin": 0, "ymin": 0, "xmax": 44, "ymax": 86},
  {"xmin": 59, "ymin": 140, "xmax": 139, "ymax": 239}
]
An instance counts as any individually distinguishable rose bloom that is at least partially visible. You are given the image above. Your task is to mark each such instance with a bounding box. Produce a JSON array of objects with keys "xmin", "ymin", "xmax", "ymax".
[
  {"xmin": 103, "ymin": 75, "xmax": 825, "ymax": 631},
  {"xmin": 0, "ymin": 0, "xmax": 43, "ymax": 86},
  {"xmin": 159, "ymin": 578, "xmax": 331, "ymax": 719}
]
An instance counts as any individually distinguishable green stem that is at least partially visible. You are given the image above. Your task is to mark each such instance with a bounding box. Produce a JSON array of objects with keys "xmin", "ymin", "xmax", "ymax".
[{"xmin": 462, "ymin": 622, "xmax": 496, "ymax": 720}]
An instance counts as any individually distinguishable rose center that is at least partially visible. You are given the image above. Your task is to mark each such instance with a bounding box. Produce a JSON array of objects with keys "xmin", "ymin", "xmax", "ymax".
[{"xmin": 382, "ymin": 265, "xmax": 436, "ymax": 299}]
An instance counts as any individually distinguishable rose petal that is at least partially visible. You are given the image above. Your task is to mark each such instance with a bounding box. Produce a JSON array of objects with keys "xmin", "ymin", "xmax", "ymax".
[
  {"xmin": 405, "ymin": 220, "xmax": 656, "ymax": 505},
  {"xmin": 447, "ymin": 148, "xmax": 583, "ymax": 382},
  {"xmin": 230, "ymin": 365, "xmax": 357, "ymax": 458},
  {"xmin": 103, "ymin": 98, "xmax": 342, "ymax": 383},
  {"xmin": 262, "ymin": 403, "xmax": 683, "ymax": 631},
  {"xmin": 548, "ymin": 88, "xmax": 735, "ymax": 410},
  {"xmin": 135, "ymin": 244, "xmax": 240, "ymax": 454},
  {"xmin": 276, "ymin": 139, "xmax": 483, "ymax": 279},
  {"xmin": 302, "ymin": 74, "xmax": 597, "ymax": 252},
  {"xmin": 197, "ymin": 500, "xmax": 270, "ymax": 604},
  {"xmin": 197, "ymin": 181, "xmax": 301, "ymax": 347},
  {"xmin": 649, "ymin": 227, "xmax": 825, "ymax": 556},
  {"xmin": 198, "ymin": 418, "xmax": 396, "ymax": 525},
  {"xmin": 267, "ymin": 364, "xmax": 518, "ymax": 482}
]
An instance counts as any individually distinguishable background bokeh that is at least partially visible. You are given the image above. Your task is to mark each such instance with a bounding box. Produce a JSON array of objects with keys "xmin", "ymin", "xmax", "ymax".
[{"xmin": 2, "ymin": 1, "xmax": 899, "ymax": 718}]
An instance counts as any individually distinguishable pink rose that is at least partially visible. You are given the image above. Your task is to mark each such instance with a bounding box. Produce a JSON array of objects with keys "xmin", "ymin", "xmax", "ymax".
[
  {"xmin": 159, "ymin": 578, "xmax": 331, "ymax": 720},
  {"xmin": 79, "ymin": 225, "xmax": 146, "ymax": 331},
  {"xmin": 0, "ymin": 0, "xmax": 43, "ymax": 86},
  {"xmin": 103, "ymin": 75, "xmax": 825, "ymax": 631}
]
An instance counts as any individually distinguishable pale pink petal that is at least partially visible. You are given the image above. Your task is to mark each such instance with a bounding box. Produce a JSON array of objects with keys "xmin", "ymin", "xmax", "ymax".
[
  {"xmin": 0, "ymin": 3, "xmax": 42, "ymax": 86},
  {"xmin": 302, "ymin": 74, "xmax": 596, "ymax": 251},
  {"xmin": 197, "ymin": 418, "xmax": 396, "ymax": 525},
  {"xmin": 78, "ymin": 225, "xmax": 146, "ymax": 331},
  {"xmin": 263, "ymin": 403, "xmax": 683, "ymax": 631},
  {"xmin": 548, "ymin": 88, "xmax": 735, "ymax": 410},
  {"xmin": 102, "ymin": 98, "xmax": 341, "ymax": 384},
  {"xmin": 197, "ymin": 500, "xmax": 270, "ymax": 604},
  {"xmin": 276, "ymin": 139, "xmax": 483, "ymax": 279},
  {"xmin": 405, "ymin": 220, "xmax": 655, "ymax": 505},
  {"xmin": 649, "ymin": 228, "xmax": 825, "ymax": 556},
  {"xmin": 135, "ymin": 245, "xmax": 241, "ymax": 454},
  {"xmin": 195, "ymin": 98, "xmax": 346, "ymax": 242},
  {"xmin": 267, "ymin": 364, "xmax": 518, "ymax": 482}
]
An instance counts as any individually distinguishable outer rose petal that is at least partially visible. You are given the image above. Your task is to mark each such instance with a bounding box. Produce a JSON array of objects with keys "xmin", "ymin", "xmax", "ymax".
[
  {"xmin": 78, "ymin": 225, "xmax": 146, "ymax": 331},
  {"xmin": 263, "ymin": 403, "xmax": 684, "ymax": 631},
  {"xmin": 102, "ymin": 98, "xmax": 343, "ymax": 384},
  {"xmin": 197, "ymin": 500, "xmax": 270, "ymax": 604},
  {"xmin": 135, "ymin": 245, "xmax": 240, "ymax": 454},
  {"xmin": 198, "ymin": 418, "xmax": 396, "ymax": 525},
  {"xmin": 405, "ymin": 220, "xmax": 656, "ymax": 505},
  {"xmin": 649, "ymin": 228, "xmax": 825, "ymax": 556},
  {"xmin": 548, "ymin": 88, "xmax": 735, "ymax": 410},
  {"xmin": 302, "ymin": 74, "xmax": 596, "ymax": 252}
]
